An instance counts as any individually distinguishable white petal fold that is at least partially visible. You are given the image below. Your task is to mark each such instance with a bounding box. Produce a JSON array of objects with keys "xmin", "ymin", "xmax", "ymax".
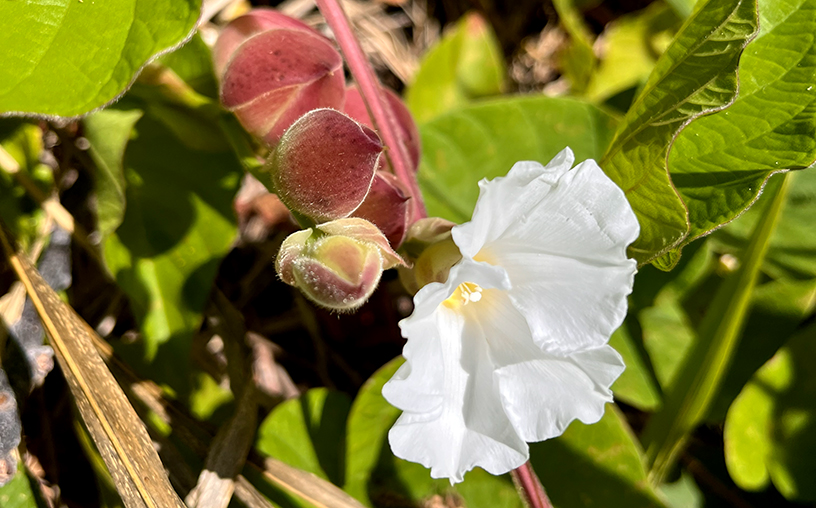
[{"xmin": 385, "ymin": 301, "xmax": 527, "ymax": 483}]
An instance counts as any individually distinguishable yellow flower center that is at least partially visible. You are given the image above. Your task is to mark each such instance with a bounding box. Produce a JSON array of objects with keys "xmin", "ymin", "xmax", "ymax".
[{"xmin": 443, "ymin": 282, "xmax": 484, "ymax": 309}]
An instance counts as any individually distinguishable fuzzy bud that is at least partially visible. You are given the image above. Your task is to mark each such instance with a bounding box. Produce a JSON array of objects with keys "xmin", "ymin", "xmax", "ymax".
[
  {"xmin": 276, "ymin": 218, "xmax": 406, "ymax": 311},
  {"xmin": 343, "ymin": 85, "xmax": 421, "ymax": 172},
  {"xmin": 216, "ymin": 9, "xmax": 345, "ymax": 145},
  {"xmin": 264, "ymin": 109, "xmax": 383, "ymax": 222},
  {"xmin": 352, "ymin": 172, "xmax": 411, "ymax": 247}
]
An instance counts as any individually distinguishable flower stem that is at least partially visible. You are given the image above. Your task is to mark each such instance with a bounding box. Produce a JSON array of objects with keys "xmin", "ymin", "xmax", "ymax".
[
  {"xmin": 511, "ymin": 461, "xmax": 553, "ymax": 508},
  {"xmin": 314, "ymin": 0, "xmax": 427, "ymax": 221}
]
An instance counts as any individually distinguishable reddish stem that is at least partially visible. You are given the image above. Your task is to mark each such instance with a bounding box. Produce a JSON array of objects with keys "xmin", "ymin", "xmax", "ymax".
[
  {"xmin": 315, "ymin": 0, "xmax": 427, "ymax": 220},
  {"xmin": 511, "ymin": 461, "xmax": 554, "ymax": 508}
]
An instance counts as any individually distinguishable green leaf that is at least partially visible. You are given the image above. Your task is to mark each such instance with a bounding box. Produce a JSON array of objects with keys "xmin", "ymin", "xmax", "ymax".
[
  {"xmin": 530, "ymin": 406, "xmax": 667, "ymax": 508},
  {"xmin": 660, "ymin": 472, "xmax": 704, "ymax": 508},
  {"xmin": 553, "ymin": 0, "xmax": 598, "ymax": 94},
  {"xmin": 418, "ymin": 96, "xmax": 617, "ymax": 222},
  {"xmin": 343, "ymin": 358, "xmax": 402, "ymax": 504},
  {"xmin": 640, "ymin": 295, "xmax": 698, "ymax": 389},
  {"xmin": 0, "ymin": 0, "xmax": 200, "ymax": 118},
  {"xmin": 0, "ymin": 121, "xmax": 50, "ymax": 252},
  {"xmin": 667, "ymin": 0, "xmax": 701, "ymax": 18},
  {"xmin": 600, "ymin": 0, "xmax": 759, "ymax": 266},
  {"xmin": 642, "ymin": 172, "xmax": 791, "ymax": 484},
  {"xmin": 103, "ymin": 111, "xmax": 241, "ymax": 394},
  {"xmin": 585, "ymin": 3, "xmax": 680, "ymax": 103},
  {"xmin": 158, "ymin": 33, "xmax": 220, "ymax": 100},
  {"xmin": 706, "ymin": 276, "xmax": 816, "ymax": 422},
  {"xmin": 714, "ymin": 168, "xmax": 816, "ymax": 280},
  {"xmin": 724, "ymin": 322, "xmax": 816, "ymax": 501},
  {"xmin": 609, "ymin": 325, "xmax": 662, "ymax": 411},
  {"xmin": 84, "ymin": 109, "xmax": 143, "ymax": 238},
  {"xmin": 667, "ymin": 0, "xmax": 816, "ymax": 260},
  {"xmin": 0, "ymin": 462, "xmax": 41, "ymax": 508},
  {"xmin": 406, "ymin": 12, "xmax": 505, "ymax": 123},
  {"xmin": 257, "ymin": 388, "xmax": 352, "ymax": 486}
]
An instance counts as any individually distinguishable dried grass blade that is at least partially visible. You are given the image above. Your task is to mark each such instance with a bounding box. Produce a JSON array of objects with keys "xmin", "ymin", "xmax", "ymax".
[{"xmin": 0, "ymin": 223, "xmax": 185, "ymax": 508}]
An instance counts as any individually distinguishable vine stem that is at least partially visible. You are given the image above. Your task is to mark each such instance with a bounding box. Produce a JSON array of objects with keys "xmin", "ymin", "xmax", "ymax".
[
  {"xmin": 315, "ymin": 0, "xmax": 427, "ymax": 221},
  {"xmin": 511, "ymin": 461, "xmax": 553, "ymax": 508}
]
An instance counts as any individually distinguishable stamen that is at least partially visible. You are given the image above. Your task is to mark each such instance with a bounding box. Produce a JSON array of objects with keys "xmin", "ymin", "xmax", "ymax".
[{"xmin": 444, "ymin": 282, "xmax": 484, "ymax": 309}]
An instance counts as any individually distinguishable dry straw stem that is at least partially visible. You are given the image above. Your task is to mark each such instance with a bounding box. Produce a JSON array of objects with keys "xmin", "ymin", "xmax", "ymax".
[
  {"xmin": 185, "ymin": 386, "xmax": 259, "ymax": 508},
  {"xmin": 0, "ymin": 220, "xmax": 186, "ymax": 508},
  {"xmin": 86, "ymin": 287, "xmax": 364, "ymax": 508}
]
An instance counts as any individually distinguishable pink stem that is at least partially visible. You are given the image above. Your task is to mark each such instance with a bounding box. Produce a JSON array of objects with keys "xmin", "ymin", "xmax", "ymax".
[
  {"xmin": 315, "ymin": 0, "xmax": 427, "ymax": 220},
  {"xmin": 512, "ymin": 462, "xmax": 554, "ymax": 508}
]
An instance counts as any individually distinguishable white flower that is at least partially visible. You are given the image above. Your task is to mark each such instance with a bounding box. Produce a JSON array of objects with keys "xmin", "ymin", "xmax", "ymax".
[{"xmin": 382, "ymin": 148, "xmax": 640, "ymax": 483}]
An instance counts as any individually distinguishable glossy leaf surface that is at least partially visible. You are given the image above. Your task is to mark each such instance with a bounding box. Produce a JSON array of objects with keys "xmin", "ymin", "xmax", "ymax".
[
  {"xmin": 601, "ymin": 0, "xmax": 758, "ymax": 265},
  {"xmin": 0, "ymin": 0, "xmax": 200, "ymax": 117},
  {"xmin": 418, "ymin": 96, "xmax": 617, "ymax": 222}
]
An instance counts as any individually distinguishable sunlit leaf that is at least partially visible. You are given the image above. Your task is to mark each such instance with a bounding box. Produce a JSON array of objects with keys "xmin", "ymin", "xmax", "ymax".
[
  {"xmin": 724, "ymin": 323, "xmax": 816, "ymax": 501},
  {"xmin": 585, "ymin": 3, "xmax": 680, "ymax": 103},
  {"xmin": 418, "ymin": 96, "xmax": 617, "ymax": 222},
  {"xmin": 707, "ymin": 276, "xmax": 816, "ymax": 422},
  {"xmin": 0, "ymin": 461, "xmax": 41, "ymax": 508},
  {"xmin": 102, "ymin": 111, "xmax": 241, "ymax": 394},
  {"xmin": 0, "ymin": 0, "xmax": 200, "ymax": 118},
  {"xmin": 256, "ymin": 388, "xmax": 351, "ymax": 486},
  {"xmin": 667, "ymin": 0, "xmax": 816, "ymax": 261},
  {"xmin": 642, "ymin": 172, "xmax": 791, "ymax": 483},
  {"xmin": 406, "ymin": 12, "xmax": 505, "ymax": 123},
  {"xmin": 84, "ymin": 109, "xmax": 144, "ymax": 238},
  {"xmin": 601, "ymin": 0, "xmax": 759, "ymax": 266},
  {"xmin": 530, "ymin": 406, "xmax": 667, "ymax": 508}
]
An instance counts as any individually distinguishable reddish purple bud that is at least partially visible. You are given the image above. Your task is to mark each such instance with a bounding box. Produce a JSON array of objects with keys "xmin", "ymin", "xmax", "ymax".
[
  {"xmin": 352, "ymin": 172, "xmax": 411, "ymax": 247},
  {"xmin": 276, "ymin": 218, "xmax": 406, "ymax": 311},
  {"xmin": 216, "ymin": 10, "xmax": 345, "ymax": 145},
  {"xmin": 264, "ymin": 109, "xmax": 383, "ymax": 223},
  {"xmin": 343, "ymin": 85, "xmax": 421, "ymax": 172},
  {"xmin": 213, "ymin": 9, "xmax": 315, "ymax": 76}
]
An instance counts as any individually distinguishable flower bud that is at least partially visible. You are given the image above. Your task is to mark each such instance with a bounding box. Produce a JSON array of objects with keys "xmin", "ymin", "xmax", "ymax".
[
  {"xmin": 264, "ymin": 109, "xmax": 383, "ymax": 223},
  {"xmin": 343, "ymin": 85, "xmax": 421, "ymax": 171},
  {"xmin": 397, "ymin": 218, "xmax": 458, "ymax": 294},
  {"xmin": 276, "ymin": 218, "xmax": 406, "ymax": 311},
  {"xmin": 216, "ymin": 9, "xmax": 345, "ymax": 145},
  {"xmin": 213, "ymin": 9, "xmax": 315, "ymax": 76},
  {"xmin": 352, "ymin": 172, "xmax": 411, "ymax": 248}
]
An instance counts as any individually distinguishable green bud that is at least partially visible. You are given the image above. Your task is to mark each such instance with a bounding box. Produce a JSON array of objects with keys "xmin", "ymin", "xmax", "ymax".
[{"xmin": 276, "ymin": 218, "xmax": 405, "ymax": 311}]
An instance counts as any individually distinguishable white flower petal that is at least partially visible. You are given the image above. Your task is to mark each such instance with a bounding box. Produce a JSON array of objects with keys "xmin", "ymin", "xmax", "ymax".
[
  {"xmin": 464, "ymin": 157, "xmax": 638, "ymax": 354},
  {"xmin": 495, "ymin": 346, "xmax": 624, "ymax": 442},
  {"xmin": 384, "ymin": 256, "xmax": 512, "ymax": 423},
  {"xmin": 499, "ymin": 252, "xmax": 635, "ymax": 354},
  {"xmin": 458, "ymin": 289, "xmax": 623, "ymax": 441},
  {"xmin": 386, "ymin": 304, "xmax": 528, "ymax": 483},
  {"xmin": 452, "ymin": 148, "xmax": 576, "ymax": 259},
  {"xmin": 489, "ymin": 159, "xmax": 639, "ymax": 262}
]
